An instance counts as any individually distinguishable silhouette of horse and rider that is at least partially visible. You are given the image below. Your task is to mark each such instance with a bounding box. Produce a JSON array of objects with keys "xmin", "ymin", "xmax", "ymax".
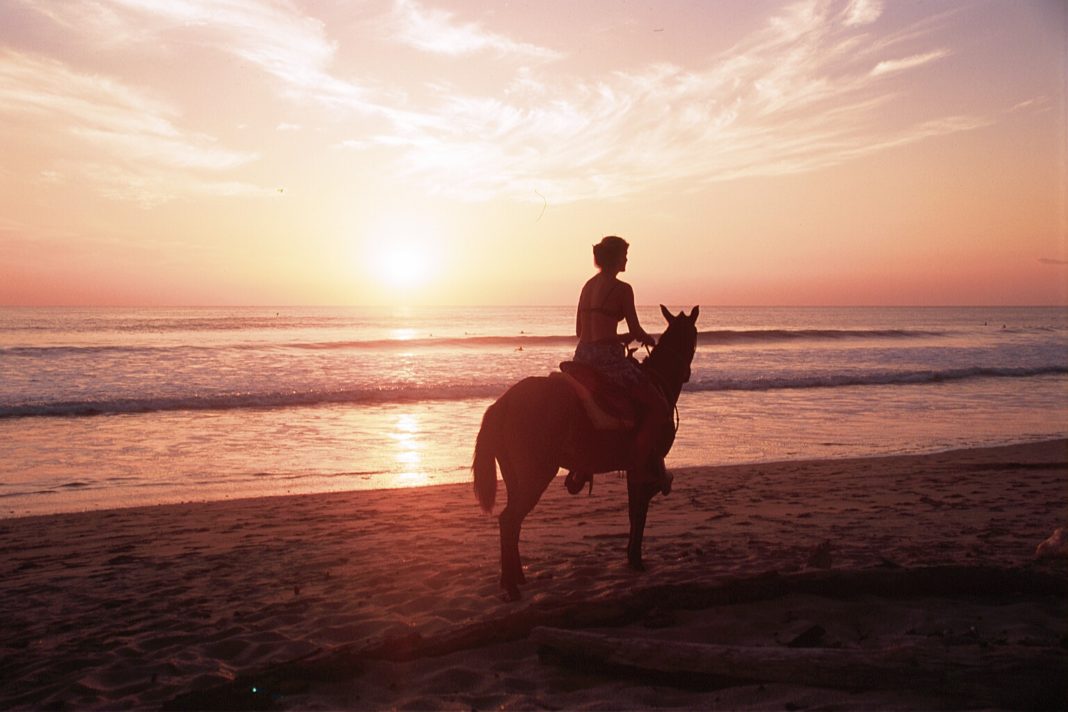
[{"xmin": 473, "ymin": 236, "xmax": 699, "ymax": 600}]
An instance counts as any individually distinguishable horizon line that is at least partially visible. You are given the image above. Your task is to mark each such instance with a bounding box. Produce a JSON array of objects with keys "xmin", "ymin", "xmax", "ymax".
[{"xmin": 2, "ymin": 303, "xmax": 1066, "ymax": 310}]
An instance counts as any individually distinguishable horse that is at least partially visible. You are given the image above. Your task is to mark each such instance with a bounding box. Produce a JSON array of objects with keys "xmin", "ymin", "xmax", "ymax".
[{"xmin": 472, "ymin": 305, "xmax": 699, "ymax": 601}]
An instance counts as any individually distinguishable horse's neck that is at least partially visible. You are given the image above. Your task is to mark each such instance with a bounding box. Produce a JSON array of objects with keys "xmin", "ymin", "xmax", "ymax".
[{"xmin": 645, "ymin": 354, "xmax": 684, "ymax": 405}]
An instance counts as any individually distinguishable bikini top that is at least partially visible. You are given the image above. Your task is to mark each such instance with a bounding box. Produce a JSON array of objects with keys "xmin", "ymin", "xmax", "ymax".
[{"xmin": 580, "ymin": 280, "xmax": 624, "ymax": 321}]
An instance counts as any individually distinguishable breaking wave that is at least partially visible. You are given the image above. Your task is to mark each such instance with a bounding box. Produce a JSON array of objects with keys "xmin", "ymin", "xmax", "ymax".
[
  {"xmin": 3, "ymin": 365, "xmax": 1065, "ymax": 418},
  {"xmin": 0, "ymin": 328, "xmax": 953, "ymax": 357},
  {"xmin": 689, "ymin": 365, "xmax": 1068, "ymax": 392}
]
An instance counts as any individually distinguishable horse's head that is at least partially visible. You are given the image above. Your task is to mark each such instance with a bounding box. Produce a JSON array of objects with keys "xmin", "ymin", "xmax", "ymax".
[{"xmin": 644, "ymin": 305, "xmax": 699, "ymax": 402}]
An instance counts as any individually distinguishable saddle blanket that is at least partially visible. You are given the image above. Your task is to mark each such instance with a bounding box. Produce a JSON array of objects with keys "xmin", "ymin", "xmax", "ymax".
[{"xmin": 550, "ymin": 362, "xmax": 638, "ymax": 431}]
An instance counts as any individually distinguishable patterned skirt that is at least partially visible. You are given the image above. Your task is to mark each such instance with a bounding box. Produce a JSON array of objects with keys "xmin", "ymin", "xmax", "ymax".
[{"xmin": 574, "ymin": 339, "xmax": 644, "ymax": 389}]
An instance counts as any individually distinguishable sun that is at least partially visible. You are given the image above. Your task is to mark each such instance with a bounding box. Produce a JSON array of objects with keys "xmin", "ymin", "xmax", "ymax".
[
  {"xmin": 364, "ymin": 215, "xmax": 441, "ymax": 292},
  {"xmin": 377, "ymin": 243, "xmax": 429, "ymax": 289}
]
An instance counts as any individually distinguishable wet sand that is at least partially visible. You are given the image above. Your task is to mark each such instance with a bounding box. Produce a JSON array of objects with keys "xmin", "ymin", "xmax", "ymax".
[{"xmin": 1, "ymin": 439, "xmax": 1066, "ymax": 709}]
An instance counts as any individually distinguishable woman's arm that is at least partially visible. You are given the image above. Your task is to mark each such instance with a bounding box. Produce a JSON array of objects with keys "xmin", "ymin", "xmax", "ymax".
[
  {"xmin": 575, "ymin": 283, "xmax": 588, "ymax": 339},
  {"xmin": 621, "ymin": 283, "xmax": 655, "ymax": 347}
]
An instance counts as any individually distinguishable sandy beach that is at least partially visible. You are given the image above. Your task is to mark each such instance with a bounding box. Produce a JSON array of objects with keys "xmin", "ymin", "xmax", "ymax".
[{"xmin": 2, "ymin": 439, "xmax": 1066, "ymax": 710}]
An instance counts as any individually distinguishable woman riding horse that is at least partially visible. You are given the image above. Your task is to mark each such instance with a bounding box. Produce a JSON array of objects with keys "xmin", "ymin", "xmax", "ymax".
[
  {"xmin": 473, "ymin": 300, "xmax": 699, "ymax": 600},
  {"xmin": 567, "ymin": 235, "xmax": 673, "ymax": 496}
]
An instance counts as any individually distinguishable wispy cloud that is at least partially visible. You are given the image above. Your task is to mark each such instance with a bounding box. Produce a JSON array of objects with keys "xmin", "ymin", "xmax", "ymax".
[
  {"xmin": 5, "ymin": 0, "xmax": 1015, "ymax": 207},
  {"xmin": 390, "ymin": 0, "xmax": 561, "ymax": 60},
  {"xmin": 1039, "ymin": 258, "xmax": 1068, "ymax": 266},
  {"xmin": 80, "ymin": 163, "xmax": 266, "ymax": 208},
  {"xmin": 0, "ymin": 50, "xmax": 261, "ymax": 205},
  {"xmin": 842, "ymin": 0, "xmax": 883, "ymax": 26},
  {"xmin": 354, "ymin": 0, "xmax": 986, "ymax": 202},
  {"xmin": 871, "ymin": 49, "xmax": 950, "ymax": 76},
  {"xmin": 17, "ymin": 0, "xmax": 373, "ymax": 110}
]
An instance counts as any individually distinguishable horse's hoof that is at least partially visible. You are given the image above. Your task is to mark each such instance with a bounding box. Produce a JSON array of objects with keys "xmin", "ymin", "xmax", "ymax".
[
  {"xmin": 501, "ymin": 586, "xmax": 522, "ymax": 602},
  {"xmin": 628, "ymin": 558, "xmax": 646, "ymax": 572},
  {"xmin": 564, "ymin": 470, "xmax": 590, "ymax": 495}
]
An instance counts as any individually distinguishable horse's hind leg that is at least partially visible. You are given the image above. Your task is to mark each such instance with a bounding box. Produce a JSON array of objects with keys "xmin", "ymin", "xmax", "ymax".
[
  {"xmin": 498, "ymin": 506, "xmax": 524, "ymax": 599},
  {"xmin": 497, "ymin": 460, "xmax": 555, "ymax": 601}
]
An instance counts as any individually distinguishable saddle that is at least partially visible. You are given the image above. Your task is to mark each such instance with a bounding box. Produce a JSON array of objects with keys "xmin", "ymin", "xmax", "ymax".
[{"xmin": 551, "ymin": 361, "xmax": 639, "ymax": 431}]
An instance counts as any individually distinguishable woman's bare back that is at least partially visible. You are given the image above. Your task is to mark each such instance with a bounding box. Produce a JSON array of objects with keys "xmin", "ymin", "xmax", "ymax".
[{"xmin": 577, "ymin": 274, "xmax": 632, "ymax": 343}]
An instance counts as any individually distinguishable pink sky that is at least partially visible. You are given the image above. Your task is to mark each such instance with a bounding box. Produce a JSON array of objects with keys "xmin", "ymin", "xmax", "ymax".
[{"xmin": 0, "ymin": 0, "xmax": 1065, "ymax": 306}]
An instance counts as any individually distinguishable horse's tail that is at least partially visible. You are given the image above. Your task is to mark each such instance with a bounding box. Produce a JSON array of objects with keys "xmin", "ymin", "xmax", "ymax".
[{"xmin": 472, "ymin": 399, "xmax": 504, "ymax": 513}]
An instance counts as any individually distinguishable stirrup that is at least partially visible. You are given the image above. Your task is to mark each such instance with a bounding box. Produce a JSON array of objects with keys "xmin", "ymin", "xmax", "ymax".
[{"xmin": 564, "ymin": 470, "xmax": 592, "ymax": 495}]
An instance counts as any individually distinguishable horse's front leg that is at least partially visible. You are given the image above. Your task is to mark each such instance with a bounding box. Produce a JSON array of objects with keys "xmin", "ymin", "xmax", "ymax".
[{"xmin": 625, "ymin": 471, "xmax": 659, "ymax": 571}]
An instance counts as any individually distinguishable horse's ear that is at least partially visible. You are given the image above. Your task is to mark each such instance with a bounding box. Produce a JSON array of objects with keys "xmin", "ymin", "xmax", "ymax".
[
  {"xmin": 689, "ymin": 306, "xmax": 700, "ymax": 322},
  {"xmin": 660, "ymin": 304, "xmax": 673, "ymax": 323}
]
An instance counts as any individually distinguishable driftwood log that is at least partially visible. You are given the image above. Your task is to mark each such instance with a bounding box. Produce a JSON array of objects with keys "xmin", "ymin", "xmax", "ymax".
[
  {"xmin": 165, "ymin": 567, "xmax": 1068, "ymax": 710},
  {"xmin": 531, "ymin": 626, "xmax": 1067, "ymax": 709}
]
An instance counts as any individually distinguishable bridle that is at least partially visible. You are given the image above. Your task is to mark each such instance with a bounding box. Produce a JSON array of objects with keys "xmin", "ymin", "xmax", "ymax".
[{"xmin": 639, "ymin": 330, "xmax": 695, "ymax": 436}]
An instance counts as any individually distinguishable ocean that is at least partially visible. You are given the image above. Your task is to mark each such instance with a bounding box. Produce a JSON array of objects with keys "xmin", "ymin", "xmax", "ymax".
[{"xmin": 1, "ymin": 305, "xmax": 1066, "ymax": 518}]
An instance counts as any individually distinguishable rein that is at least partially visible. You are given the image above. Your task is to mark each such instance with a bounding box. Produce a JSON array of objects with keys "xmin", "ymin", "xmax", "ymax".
[{"xmin": 640, "ymin": 339, "xmax": 688, "ymax": 436}]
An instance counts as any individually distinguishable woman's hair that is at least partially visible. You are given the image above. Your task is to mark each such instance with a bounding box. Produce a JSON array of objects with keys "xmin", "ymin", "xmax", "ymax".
[{"xmin": 592, "ymin": 235, "xmax": 629, "ymax": 269}]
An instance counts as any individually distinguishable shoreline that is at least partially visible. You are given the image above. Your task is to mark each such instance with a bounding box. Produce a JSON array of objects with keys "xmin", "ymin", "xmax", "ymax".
[
  {"xmin": 2, "ymin": 439, "xmax": 1066, "ymax": 708},
  {"xmin": 5, "ymin": 433, "xmax": 1065, "ymax": 522}
]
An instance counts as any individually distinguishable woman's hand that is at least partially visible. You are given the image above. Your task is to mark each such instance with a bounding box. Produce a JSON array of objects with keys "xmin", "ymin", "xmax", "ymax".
[{"xmin": 620, "ymin": 331, "xmax": 656, "ymax": 347}]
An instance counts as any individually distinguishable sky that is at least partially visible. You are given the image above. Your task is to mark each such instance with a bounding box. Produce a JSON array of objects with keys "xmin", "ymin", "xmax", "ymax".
[{"xmin": 0, "ymin": 0, "xmax": 1065, "ymax": 307}]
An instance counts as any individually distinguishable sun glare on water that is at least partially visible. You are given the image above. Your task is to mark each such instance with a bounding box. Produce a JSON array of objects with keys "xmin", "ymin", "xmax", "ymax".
[{"xmin": 391, "ymin": 413, "xmax": 427, "ymax": 487}]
